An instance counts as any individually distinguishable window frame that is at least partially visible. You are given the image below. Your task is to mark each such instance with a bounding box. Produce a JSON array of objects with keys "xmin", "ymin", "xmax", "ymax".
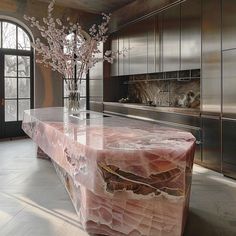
[{"xmin": 0, "ymin": 19, "xmax": 34, "ymax": 122}]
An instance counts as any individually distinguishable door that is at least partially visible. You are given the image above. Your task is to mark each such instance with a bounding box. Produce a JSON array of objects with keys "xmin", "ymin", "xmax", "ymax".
[
  {"xmin": 0, "ymin": 52, "xmax": 33, "ymax": 138},
  {"xmin": 0, "ymin": 20, "xmax": 33, "ymax": 138}
]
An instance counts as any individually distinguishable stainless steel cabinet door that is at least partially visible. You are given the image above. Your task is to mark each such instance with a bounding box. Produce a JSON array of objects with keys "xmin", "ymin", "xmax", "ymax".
[
  {"xmin": 111, "ymin": 33, "xmax": 119, "ymax": 76},
  {"xmin": 118, "ymin": 33, "xmax": 124, "ymax": 76},
  {"xmin": 222, "ymin": 118, "xmax": 236, "ymax": 179},
  {"xmin": 156, "ymin": 14, "xmax": 162, "ymax": 72},
  {"xmin": 163, "ymin": 5, "xmax": 180, "ymax": 72},
  {"xmin": 129, "ymin": 21, "xmax": 148, "ymax": 75},
  {"xmin": 202, "ymin": 0, "xmax": 221, "ymax": 114},
  {"xmin": 202, "ymin": 116, "xmax": 221, "ymax": 172},
  {"xmin": 222, "ymin": 0, "xmax": 236, "ymax": 50},
  {"xmin": 123, "ymin": 28, "xmax": 130, "ymax": 75},
  {"xmin": 180, "ymin": 0, "xmax": 201, "ymax": 70},
  {"xmin": 118, "ymin": 28, "xmax": 130, "ymax": 76},
  {"xmin": 222, "ymin": 49, "xmax": 236, "ymax": 117},
  {"xmin": 147, "ymin": 17, "xmax": 156, "ymax": 73}
]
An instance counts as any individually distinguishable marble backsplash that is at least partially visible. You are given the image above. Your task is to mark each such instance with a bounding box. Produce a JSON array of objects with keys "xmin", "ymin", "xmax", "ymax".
[{"xmin": 126, "ymin": 73, "xmax": 200, "ymax": 109}]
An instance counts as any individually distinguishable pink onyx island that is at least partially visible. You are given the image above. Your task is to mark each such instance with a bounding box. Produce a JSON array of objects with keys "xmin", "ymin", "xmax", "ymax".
[{"xmin": 22, "ymin": 107, "xmax": 196, "ymax": 236}]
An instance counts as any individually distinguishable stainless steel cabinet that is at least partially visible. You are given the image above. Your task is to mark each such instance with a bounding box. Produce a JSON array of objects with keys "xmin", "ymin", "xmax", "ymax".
[
  {"xmin": 163, "ymin": 5, "xmax": 180, "ymax": 72},
  {"xmin": 222, "ymin": 49, "xmax": 236, "ymax": 116},
  {"xmin": 123, "ymin": 28, "xmax": 130, "ymax": 75},
  {"xmin": 89, "ymin": 44, "xmax": 103, "ymax": 108},
  {"xmin": 222, "ymin": 118, "xmax": 236, "ymax": 179},
  {"xmin": 156, "ymin": 14, "xmax": 162, "ymax": 72},
  {"xmin": 201, "ymin": 0, "xmax": 221, "ymax": 114},
  {"xmin": 222, "ymin": 48, "xmax": 236, "ymax": 179},
  {"xmin": 202, "ymin": 115, "xmax": 221, "ymax": 172},
  {"xmin": 222, "ymin": 0, "xmax": 236, "ymax": 50},
  {"xmin": 118, "ymin": 32, "xmax": 124, "ymax": 76},
  {"xmin": 118, "ymin": 28, "xmax": 130, "ymax": 76},
  {"xmin": 111, "ymin": 33, "xmax": 119, "ymax": 76},
  {"xmin": 147, "ymin": 17, "xmax": 156, "ymax": 73},
  {"xmin": 180, "ymin": 0, "xmax": 201, "ymax": 70},
  {"xmin": 129, "ymin": 21, "xmax": 148, "ymax": 75}
]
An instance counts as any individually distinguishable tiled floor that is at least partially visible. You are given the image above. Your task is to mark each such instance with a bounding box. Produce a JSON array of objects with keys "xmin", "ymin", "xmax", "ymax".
[{"xmin": 0, "ymin": 139, "xmax": 236, "ymax": 236}]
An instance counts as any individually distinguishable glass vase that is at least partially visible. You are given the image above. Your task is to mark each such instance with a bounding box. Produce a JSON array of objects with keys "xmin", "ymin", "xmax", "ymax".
[{"xmin": 68, "ymin": 89, "xmax": 80, "ymax": 114}]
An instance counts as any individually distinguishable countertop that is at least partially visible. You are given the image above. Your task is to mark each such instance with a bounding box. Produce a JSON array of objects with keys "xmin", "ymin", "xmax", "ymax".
[
  {"xmin": 103, "ymin": 102, "xmax": 200, "ymax": 116},
  {"xmin": 22, "ymin": 107, "xmax": 195, "ymax": 153}
]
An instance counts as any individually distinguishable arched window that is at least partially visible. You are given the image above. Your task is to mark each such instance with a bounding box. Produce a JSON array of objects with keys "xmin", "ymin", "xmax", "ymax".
[{"xmin": 0, "ymin": 19, "xmax": 33, "ymax": 138}]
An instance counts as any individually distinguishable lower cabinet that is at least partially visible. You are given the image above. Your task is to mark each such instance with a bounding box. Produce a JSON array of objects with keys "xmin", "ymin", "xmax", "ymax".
[
  {"xmin": 222, "ymin": 118, "xmax": 236, "ymax": 179},
  {"xmin": 202, "ymin": 116, "xmax": 221, "ymax": 172}
]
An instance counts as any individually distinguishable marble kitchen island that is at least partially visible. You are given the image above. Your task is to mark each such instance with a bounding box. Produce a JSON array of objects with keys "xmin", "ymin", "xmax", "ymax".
[{"xmin": 22, "ymin": 107, "xmax": 196, "ymax": 236}]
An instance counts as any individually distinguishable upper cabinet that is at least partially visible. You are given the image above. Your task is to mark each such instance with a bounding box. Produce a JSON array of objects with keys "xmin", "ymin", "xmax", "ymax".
[
  {"xmin": 146, "ymin": 17, "xmax": 156, "ymax": 73},
  {"xmin": 156, "ymin": 14, "xmax": 162, "ymax": 72},
  {"xmin": 222, "ymin": 0, "xmax": 236, "ymax": 50},
  {"xmin": 129, "ymin": 20, "xmax": 148, "ymax": 75},
  {"xmin": 110, "ymin": 33, "xmax": 119, "ymax": 76},
  {"xmin": 110, "ymin": 1, "xmax": 202, "ymax": 76},
  {"xmin": 118, "ymin": 28, "xmax": 130, "ymax": 76},
  {"xmin": 119, "ymin": 27, "xmax": 130, "ymax": 76},
  {"xmin": 181, "ymin": 0, "xmax": 201, "ymax": 70},
  {"xmin": 123, "ymin": 28, "xmax": 130, "ymax": 75},
  {"xmin": 163, "ymin": 5, "xmax": 181, "ymax": 72}
]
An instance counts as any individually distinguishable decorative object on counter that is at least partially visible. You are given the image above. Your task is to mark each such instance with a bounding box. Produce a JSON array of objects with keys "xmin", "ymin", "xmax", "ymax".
[
  {"xmin": 189, "ymin": 92, "xmax": 200, "ymax": 108},
  {"xmin": 22, "ymin": 107, "xmax": 196, "ymax": 236},
  {"xmin": 24, "ymin": 0, "xmax": 123, "ymax": 113},
  {"xmin": 118, "ymin": 97, "xmax": 130, "ymax": 103},
  {"xmin": 146, "ymin": 100, "xmax": 156, "ymax": 107},
  {"xmin": 176, "ymin": 94, "xmax": 188, "ymax": 107},
  {"xmin": 175, "ymin": 91, "xmax": 200, "ymax": 108}
]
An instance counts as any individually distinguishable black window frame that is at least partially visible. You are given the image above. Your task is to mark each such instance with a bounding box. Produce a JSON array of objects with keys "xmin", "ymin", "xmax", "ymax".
[{"xmin": 0, "ymin": 19, "xmax": 34, "ymax": 122}]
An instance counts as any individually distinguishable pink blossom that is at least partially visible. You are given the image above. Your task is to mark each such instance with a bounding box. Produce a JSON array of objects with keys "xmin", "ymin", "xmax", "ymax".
[{"xmin": 25, "ymin": 0, "xmax": 125, "ymax": 92}]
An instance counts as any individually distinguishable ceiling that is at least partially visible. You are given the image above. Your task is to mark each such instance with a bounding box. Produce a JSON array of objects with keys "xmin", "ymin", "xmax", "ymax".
[{"xmin": 38, "ymin": 0, "xmax": 136, "ymax": 14}]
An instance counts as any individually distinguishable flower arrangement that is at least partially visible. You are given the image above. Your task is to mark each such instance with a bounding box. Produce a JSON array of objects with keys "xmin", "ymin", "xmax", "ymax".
[{"xmin": 24, "ymin": 0, "xmax": 118, "ymax": 112}]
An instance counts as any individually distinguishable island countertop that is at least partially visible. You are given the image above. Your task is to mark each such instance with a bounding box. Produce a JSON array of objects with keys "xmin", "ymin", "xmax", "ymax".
[
  {"xmin": 22, "ymin": 107, "xmax": 196, "ymax": 236},
  {"xmin": 22, "ymin": 107, "xmax": 195, "ymax": 152}
]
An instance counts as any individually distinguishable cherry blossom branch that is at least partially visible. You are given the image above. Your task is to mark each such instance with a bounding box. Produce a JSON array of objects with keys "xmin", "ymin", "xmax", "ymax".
[{"xmin": 24, "ymin": 0, "xmax": 119, "ymax": 89}]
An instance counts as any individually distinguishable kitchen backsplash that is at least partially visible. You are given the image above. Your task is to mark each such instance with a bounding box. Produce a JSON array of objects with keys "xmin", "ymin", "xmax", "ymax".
[{"xmin": 126, "ymin": 70, "xmax": 200, "ymax": 109}]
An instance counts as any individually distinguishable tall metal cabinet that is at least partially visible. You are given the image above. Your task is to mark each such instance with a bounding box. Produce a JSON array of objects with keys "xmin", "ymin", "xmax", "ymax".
[
  {"xmin": 222, "ymin": 0, "xmax": 236, "ymax": 178},
  {"xmin": 201, "ymin": 0, "xmax": 222, "ymax": 171},
  {"xmin": 222, "ymin": 50, "xmax": 236, "ymax": 178}
]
